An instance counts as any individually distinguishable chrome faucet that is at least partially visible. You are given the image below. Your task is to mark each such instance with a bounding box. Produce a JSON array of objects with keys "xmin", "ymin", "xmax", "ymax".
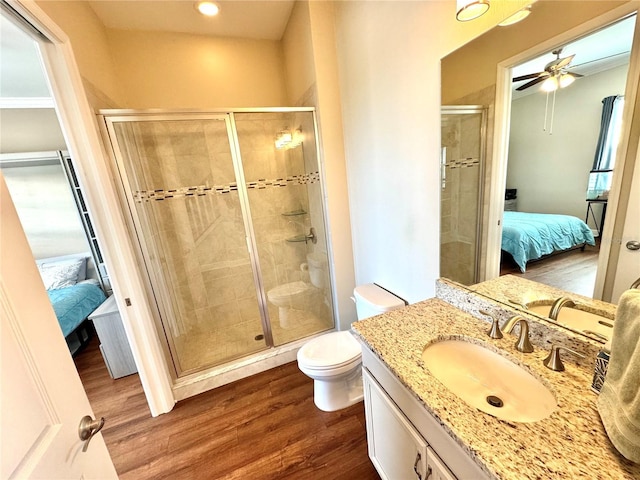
[
  {"xmin": 502, "ymin": 316, "xmax": 534, "ymax": 353},
  {"xmin": 543, "ymin": 344, "xmax": 585, "ymax": 371},
  {"xmin": 548, "ymin": 296, "xmax": 576, "ymax": 320}
]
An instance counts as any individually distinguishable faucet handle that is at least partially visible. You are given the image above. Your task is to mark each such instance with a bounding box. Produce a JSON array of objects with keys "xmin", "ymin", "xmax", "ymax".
[
  {"xmin": 481, "ymin": 310, "xmax": 503, "ymax": 339},
  {"xmin": 543, "ymin": 344, "xmax": 586, "ymax": 371}
]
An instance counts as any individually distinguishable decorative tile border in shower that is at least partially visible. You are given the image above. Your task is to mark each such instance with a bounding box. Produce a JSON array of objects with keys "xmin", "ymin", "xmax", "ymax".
[
  {"xmin": 445, "ymin": 158, "xmax": 480, "ymax": 169},
  {"xmin": 133, "ymin": 171, "xmax": 320, "ymax": 202},
  {"xmin": 246, "ymin": 172, "xmax": 320, "ymax": 190}
]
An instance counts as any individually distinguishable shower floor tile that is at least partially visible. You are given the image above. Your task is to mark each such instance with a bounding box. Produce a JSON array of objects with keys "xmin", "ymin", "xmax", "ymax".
[{"xmin": 173, "ymin": 309, "xmax": 333, "ymax": 372}]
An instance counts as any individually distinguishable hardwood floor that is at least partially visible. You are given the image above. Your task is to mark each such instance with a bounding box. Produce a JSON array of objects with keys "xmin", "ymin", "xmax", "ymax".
[
  {"xmin": 74, "ymin": 337, "xmax": 380, "ymax": 479},
  {"xmin": 500, "ymin": 241, "xmax": 600, "ymax": 297}
]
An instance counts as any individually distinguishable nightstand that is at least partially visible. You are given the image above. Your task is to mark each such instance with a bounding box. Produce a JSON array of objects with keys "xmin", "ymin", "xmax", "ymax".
[{"xmin": 88, "ymin": 296, "xmax": 137, "ymax": 379}]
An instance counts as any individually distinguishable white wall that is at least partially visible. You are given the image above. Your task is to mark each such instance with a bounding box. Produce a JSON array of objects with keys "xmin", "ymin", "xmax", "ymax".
[{"xmin": 507, "ymin": 64, "xmax": 628, "ymax": 220}]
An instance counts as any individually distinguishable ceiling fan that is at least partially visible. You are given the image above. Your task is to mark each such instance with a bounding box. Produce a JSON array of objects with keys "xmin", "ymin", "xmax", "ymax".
[{"xmin": 513, "ymin": 49, "xmax": 583, "ymax": 91}]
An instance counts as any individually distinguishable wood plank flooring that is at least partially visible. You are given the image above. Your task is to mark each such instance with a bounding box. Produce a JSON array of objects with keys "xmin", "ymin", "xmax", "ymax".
[
  {"xmin": 500, "ymin": 241, "xmax": 600, "ymax": 297},
  {"xmin": 74, "ymin": 337, "xmax": 380, "ymax": 479}
]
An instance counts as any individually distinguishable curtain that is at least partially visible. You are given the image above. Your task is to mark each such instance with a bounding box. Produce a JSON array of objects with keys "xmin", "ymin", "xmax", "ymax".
[
  {"xmin": 590, "ymin": 95, "xmax": 624, "ymax": 197},
  {"xmin": 592, "ymin": 95, "xmax": 624, "ymax": 171}
]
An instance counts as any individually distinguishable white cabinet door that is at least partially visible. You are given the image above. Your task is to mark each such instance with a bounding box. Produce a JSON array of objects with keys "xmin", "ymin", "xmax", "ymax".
[
  {"xmin": 363, "ymin": 369, "xmax": 429, "ymax": 480},
  {"xmin": 0, "ymin": 174, "xmax": 117, "ymax": 479},
  {"xmin": 427, "ymin": 446, "xmax": 457, "ymax": 480}
]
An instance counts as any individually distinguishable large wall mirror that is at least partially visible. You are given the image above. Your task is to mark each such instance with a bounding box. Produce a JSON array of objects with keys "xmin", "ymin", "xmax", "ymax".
[
  {"xmin": 440, "ymin": 1, "xmax": 640, "ymax": 310},
  {"xmin": 441, "ymin": 0, "xmax": 636, "ymax": 296}
]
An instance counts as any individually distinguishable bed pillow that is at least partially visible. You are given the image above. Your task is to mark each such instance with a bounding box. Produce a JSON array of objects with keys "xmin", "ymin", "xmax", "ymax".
[{"xmin": 38, "ymin": 259, "xmax": 84, "ymax": 290}]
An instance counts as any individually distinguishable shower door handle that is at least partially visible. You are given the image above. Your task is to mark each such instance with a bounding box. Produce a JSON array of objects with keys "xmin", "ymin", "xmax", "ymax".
[{"xmin": 305, "ymin": 228, "xmax": 317, "ymax": 245}]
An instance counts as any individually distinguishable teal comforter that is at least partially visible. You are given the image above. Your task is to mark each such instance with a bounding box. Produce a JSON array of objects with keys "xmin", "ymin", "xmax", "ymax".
[
  {"xmin": 502, "ymin": 211, "xmax": 595, "ymax": 272},
  {"xmin": 48, "ymin": 283, "xmax": 106, "ymax": 337}
]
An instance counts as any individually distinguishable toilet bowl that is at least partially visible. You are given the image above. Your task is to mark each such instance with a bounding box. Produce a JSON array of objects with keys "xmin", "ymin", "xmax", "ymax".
[
  {"xmin": 267, "ymin": 281, "xmax": 311, "ymax": 327},
  {"xmin": 266, "ymin": 253, "xmax": 328, "ymax": 327},
  {"xmin": 297, "ymin": 283, "xmax": 405, "ymax": 411},
  {"xmin": 297, "ymin": 331, "xmax": 363, "ymax": 412}
]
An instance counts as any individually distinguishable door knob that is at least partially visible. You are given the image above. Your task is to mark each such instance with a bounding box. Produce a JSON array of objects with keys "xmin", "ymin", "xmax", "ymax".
[
  {"xmin": 626, "ymin": 240, "xmax": 640, "ymax": 251},
  {"xmin": 78, "ymin": 415, "xmax": 105, "ymax": 452}
]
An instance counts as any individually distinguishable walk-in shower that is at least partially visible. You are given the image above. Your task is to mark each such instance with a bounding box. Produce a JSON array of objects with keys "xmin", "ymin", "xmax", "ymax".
[
  {"xmin": 440, "ymin": 106, "xmax": 486, "ymax": 285},
  {"xmin": 101, "ymin": 109, "xmax": 334, "ymax": 376}
]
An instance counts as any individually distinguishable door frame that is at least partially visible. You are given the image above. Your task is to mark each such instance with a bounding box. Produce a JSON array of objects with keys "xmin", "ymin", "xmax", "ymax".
[
  {"xmin": 7, "ymin": 0, "xmax": 175, "ymax": 415},
  {"xmin": 486, "ymin": 3, "xmax": 640, "ymax": 302}
]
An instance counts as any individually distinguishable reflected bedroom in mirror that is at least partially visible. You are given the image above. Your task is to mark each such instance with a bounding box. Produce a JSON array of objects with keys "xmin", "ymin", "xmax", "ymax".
[{"xmin": 440, "ymin": 1, "xmax": 636, "ymax": 301}]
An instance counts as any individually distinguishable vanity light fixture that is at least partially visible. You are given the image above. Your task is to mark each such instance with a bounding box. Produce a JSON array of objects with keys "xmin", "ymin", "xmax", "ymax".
[
  {"xmin": 275, "ymin": 128, "xmax": 303, "ymax": 150},
  {"xmin": 195, "ymin": 1, "xmax": 220, "ymax": 17},
  {"xmin": 498, "ymin": 5, "xmax": 532, "ymax": 27},
  {"xmin": 456, "ymin": 0, "xmax": 490, "ymax": 22}
]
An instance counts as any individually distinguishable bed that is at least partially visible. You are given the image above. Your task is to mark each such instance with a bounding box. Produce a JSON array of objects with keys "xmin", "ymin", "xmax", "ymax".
[
  {"xmin": 36, "ymin": 253, "xmax": 106, "ymax": 355},
  {"xmin": 501, "ymin": 211, "xmax": 596, "ymax": 272}
]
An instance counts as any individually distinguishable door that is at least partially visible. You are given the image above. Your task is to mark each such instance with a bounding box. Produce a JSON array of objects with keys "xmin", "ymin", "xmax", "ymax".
[
  {"xmin": 232, "ymin": 111, "xmax": 335, "ymax": 346},
  {"xmin": 611, "ymin": 137, "xmax": 640, "ymax": 301},
  {"xmin": 0, "ymin": 174, "xmax": 116, "ymax": 478},
  {"xmin": 440, "ymin": 107, "xmax": 486, "ymax": 285}
]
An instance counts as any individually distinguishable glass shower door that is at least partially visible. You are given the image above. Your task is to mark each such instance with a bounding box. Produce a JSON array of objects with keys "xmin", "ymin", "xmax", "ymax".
[
  {"xmin": 106, "ymin": 115, "xmax": 267, "ymax": 374},
  {"xmin": 440, "ymin": 107, "xmax": 486, "ymax": 285},
  {"xmin": 233, "ymin": 111, "xmax": 334, "ymax": 346}
]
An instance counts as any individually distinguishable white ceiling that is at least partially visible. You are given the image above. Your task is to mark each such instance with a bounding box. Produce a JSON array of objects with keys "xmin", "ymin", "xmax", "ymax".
[
  {"xmin": 512, "ymin": 14, "xmax": 636, "ymax": 98},
  {"xmin": 0, "ymin": 15, "xmax": 50, "ymax": 98},
  {"xmin": 87, "ymin": 0, "xmax": 295, "ymax": 40}
]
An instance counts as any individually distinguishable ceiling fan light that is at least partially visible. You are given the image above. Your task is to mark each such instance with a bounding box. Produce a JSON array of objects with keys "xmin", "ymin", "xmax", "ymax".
[
  {"xmin": 456, "ymin": 0, "xmax": 490, "ymax": 22},
  {"xmin": 498, "ymin": 5, "xmax": 532, "ymax": 27},
  {"xmin": 559, "ymin": 73, "xmax": 575, "ymax": 88},
  {"xmin": 541, "ymin": 77, "xmax": 558, "ymax": 92}
]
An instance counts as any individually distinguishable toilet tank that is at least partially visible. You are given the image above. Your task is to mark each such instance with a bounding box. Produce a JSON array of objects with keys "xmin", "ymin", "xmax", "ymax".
[
  {"xmin": 306, "ymin": 252, "xmax": 327, "ymax": 288},
  {"xmin": 353, "ymin": 284, "xmax": 405, "ymax": 320}
]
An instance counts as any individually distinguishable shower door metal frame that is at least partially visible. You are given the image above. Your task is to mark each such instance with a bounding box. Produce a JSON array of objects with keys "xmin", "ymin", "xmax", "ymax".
[
  {"xmin": 440, "ymin": 105, "xmax": 487, "ymax": 285},
  {"xmin": 99, "ymin": 108, "xmax": 335, "ymax": 377}
]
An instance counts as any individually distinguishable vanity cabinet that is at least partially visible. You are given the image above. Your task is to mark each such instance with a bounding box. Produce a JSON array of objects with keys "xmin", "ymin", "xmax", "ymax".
[
  {"xmin": 361, "ymin": 345, "xmax": 489, "ymax": 480},
  {"xmin": 364, "ymin": 369, "xmax": 455, "ymax": 480}
]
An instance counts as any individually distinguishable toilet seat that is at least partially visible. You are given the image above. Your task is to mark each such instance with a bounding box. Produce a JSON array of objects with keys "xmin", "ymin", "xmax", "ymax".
[
  {"xmin": 297, "ymin": 331, "xmax": 361, "ymax": 370},
  {"xmin": 267, "ymin": 281, "xmax": 310, "ymax": 302}
]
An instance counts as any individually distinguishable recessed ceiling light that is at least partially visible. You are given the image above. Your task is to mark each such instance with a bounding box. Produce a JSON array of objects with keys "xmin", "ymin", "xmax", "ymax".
[{"xmin": 196, "ymin": 1, "xmax": 220, "ymax": 17}]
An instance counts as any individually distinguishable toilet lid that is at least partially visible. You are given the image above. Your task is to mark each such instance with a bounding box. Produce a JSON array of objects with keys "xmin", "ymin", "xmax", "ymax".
[
  {"xmin": 268, "ymin": 281, "xmax": 309, "ymax": 299},
  {"xmin": 298, "ymin": 331, "xmax": 361, "ymax": 369}
]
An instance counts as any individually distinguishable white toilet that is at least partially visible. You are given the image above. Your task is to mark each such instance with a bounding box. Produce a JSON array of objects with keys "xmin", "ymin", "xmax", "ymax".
[
  {"xmin": 297, "ymin": 283, "xmax": 405, "ymax": 412},
  {"xmin": 267, "ymin": 253, "xmax": 328, "ymax": 327}
]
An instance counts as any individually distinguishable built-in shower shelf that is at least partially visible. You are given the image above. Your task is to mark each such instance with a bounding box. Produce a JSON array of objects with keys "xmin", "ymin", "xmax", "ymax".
[
  {"xmin": 286, "ymin": 235, "xmax": 307, "ymax": 243},
  {"xmin": 281, "ymin": 209, "xmax": 307, "ymax": 216}
]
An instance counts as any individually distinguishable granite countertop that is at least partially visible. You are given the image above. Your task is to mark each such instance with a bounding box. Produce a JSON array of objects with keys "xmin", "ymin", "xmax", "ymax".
[
  {"xmin": 352, "ymin": 298, "xmax": 640, "ymax": 480},
  {"xmin": 470, "ymin": 275, "xmax": 617, "ymax": 319}
]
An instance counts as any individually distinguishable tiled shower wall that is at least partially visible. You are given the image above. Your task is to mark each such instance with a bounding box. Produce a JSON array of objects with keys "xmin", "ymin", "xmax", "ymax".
[{"xmin": 441, "ymin": 113, "xmax": 482, "ymax": 285}]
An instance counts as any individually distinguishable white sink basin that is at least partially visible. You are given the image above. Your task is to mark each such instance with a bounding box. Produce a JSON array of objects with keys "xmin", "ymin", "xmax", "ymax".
[
  {"xmin": 528, "ymin": 305, "xmax": 613, "ymax": 340},
  {"xmin": 422, "ymin": 339, "xmax": 556, "ymax": 423}
]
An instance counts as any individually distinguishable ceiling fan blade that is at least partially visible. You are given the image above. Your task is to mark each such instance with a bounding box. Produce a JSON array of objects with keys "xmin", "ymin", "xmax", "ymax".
[
  {"xmin": 513, "ymin": 72, "xmax": 545, "ymax": 82},
  {"xmin": 547, "ymin": 54, "xmax": 575, "ymax": 72},
  {"xmin": 516, "ymin": 76, "xmax": 547, "ymax": 91}
]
